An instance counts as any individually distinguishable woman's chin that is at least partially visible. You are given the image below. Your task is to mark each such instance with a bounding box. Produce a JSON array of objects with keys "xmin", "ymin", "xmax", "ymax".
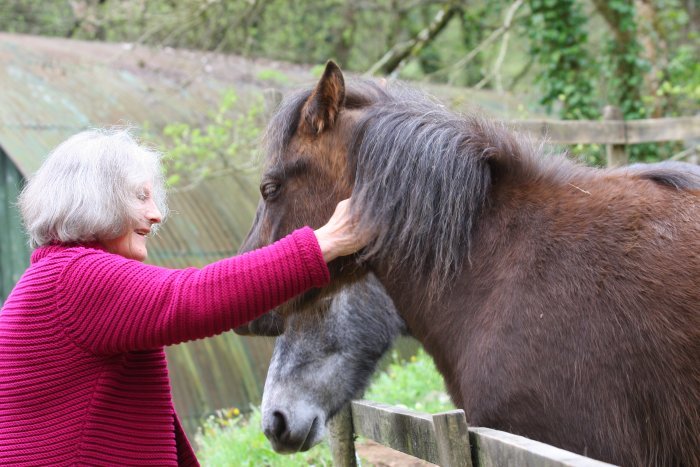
[
  {"xmin": 132, "ymin": 247, "xmax": 148, "ymax": 262},
  {"xmin": 127, "ymin": 236, "xmax": 148, "ymax": 261}
]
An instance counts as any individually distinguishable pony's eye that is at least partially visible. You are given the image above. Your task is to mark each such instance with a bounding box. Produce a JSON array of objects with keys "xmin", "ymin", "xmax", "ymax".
[{"xmin": 261, "ymin": 182, "xmax": 281, "ymax": 200}]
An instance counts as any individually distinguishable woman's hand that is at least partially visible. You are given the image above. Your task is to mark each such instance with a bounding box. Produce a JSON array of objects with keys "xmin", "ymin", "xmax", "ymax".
[{"xmin": 314, "ymin": 199, "xmax": 368, "ymax": 263}]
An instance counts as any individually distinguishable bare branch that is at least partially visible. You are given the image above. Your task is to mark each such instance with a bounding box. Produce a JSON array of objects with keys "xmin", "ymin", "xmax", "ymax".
[
  {"xmin": 475, "ymin": 0, "xmax": 524, "ymax": 91},
  {"xmin": 429, "ymin": 0, "xmax": 524, "ymax": 84},
  {"xmin": 365, "ymin": 1, "xmax": 460, "ymax": 77}
]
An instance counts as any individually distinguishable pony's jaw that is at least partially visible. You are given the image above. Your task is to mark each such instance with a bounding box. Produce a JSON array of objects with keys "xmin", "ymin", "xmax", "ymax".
[{"xmin": 273, "ymin": 268, "xmax": 366, "ymax": 316}]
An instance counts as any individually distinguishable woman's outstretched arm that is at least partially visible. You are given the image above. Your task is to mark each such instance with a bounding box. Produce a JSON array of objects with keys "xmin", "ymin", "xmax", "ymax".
[{"xmin": 54, "ymin": 227, "xmax": 328, "ymax": 354}]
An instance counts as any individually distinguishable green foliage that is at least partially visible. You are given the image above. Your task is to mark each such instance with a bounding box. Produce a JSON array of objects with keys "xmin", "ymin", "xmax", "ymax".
[
  {"xmin": 152, "ymin": 88, "xmax": 265, "ymax": 189},
  {"xmin": 364, "ymin": 348, "xmax": 454, "ymax": 414},
  {"xmin": 255, "ymin": 68, "xmax": 290, "ymax": 85},
  {"xmin": 653, "ymin": 3, "xmax": 700, "ymax": 115},
  {"xmin": 310, "ymin": 63, "xmax": 327, "ymax": 78},
  {"xmin": 0, "ymin": 1, "xmax": 77, "ymax": 36},
  {"xmin": 195, "ymin": 407, "xmax": 333, "ymax": 467},
  {"xmin": 598, "ymin": 0, "xmax": 659, "ymax": 161},
  {"xmin": 3, "ymin": 0, "xmax": 698, "ymax": 166},
  {"xmin": 600, "ymin": 0, "xmax": 649, "ymax": 120},
  {"xmin": 454, "ymin": 5, "xmax": 490, "ymax": 86},
  {"xmin": 527, "ymin": 0, "xmax": 599, "ymax": 120},
  {"xmin": 659, "ymin": 44, "xmax": 700, "ymax": 111}
]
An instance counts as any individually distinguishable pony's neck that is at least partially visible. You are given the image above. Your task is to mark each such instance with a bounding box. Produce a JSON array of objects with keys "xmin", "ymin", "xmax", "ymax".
[
  {"xmin": 367, "ymin": 176, "xmax": 572, "ymax": 407},
  {"xmin": 370, "ymin": 263, "xmax": 475, "ymax": 406}
]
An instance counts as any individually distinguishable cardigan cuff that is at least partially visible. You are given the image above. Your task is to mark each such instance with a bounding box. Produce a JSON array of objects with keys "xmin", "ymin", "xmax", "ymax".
[{"xmin": 290, "ymin": 227, "xmax": 331, "ymax": 288}]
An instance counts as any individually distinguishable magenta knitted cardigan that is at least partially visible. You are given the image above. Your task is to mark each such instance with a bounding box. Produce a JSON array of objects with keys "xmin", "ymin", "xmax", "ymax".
[{"xmin": 0, "ymin": 227, "xmax": 329, "ymax": 466}]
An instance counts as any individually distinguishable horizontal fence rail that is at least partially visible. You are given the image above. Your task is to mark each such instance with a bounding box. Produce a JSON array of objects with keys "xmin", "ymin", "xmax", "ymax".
[
  {"xmin": 469, "ymin": 428, "xmax": 614, "ymax": 467},
  {"xmin": 264, "ymin": 90, "xmax": 700, "ymax": 147},
  {"xmin": 328, "ymin": 400, "xmax": 617, "ymax": 467},
  {"xmin": 350, "ymin": 401, "xmax": 471, "ymax": 466},
  {"xmin": 511, "ymin": 115, "xmax": 700, "ymax": 145}
]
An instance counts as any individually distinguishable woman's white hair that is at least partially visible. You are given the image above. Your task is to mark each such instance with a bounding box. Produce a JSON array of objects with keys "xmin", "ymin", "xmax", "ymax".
[{"xmin": 19, "ymin": 128, "xmax": 168, "ymax": 248}]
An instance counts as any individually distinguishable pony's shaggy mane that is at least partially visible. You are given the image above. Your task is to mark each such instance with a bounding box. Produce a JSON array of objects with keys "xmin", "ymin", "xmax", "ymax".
[
  {"xmin": 265, "ymin": 81, "xmax": 700, "ymax": 295},
  {"xmin": 264, "ymin": 81, "xmax": 580, "ymax": 294},
  {"xmin": 348, "ymin": 86, "xmax": 568, "ymax": 293}
]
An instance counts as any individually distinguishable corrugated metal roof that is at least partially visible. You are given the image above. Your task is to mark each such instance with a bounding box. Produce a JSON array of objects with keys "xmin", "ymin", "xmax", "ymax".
[
  {"xmin": 0, "ymin": 33, "xmax": 314, "ymax": 174},
  {"xmin": 0, "ymin": 33, "xmax": 530, "ymax": 176}
]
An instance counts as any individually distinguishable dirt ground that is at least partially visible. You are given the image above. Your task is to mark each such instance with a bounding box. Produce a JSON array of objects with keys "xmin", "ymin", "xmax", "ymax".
[{"xmin": 355, "ymin": 440, "xmax": 437, "ymax": 467}]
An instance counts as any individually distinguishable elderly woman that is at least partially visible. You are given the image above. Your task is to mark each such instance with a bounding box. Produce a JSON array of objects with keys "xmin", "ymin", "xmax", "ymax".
[{"xmin": 0, "ymin": 129, "xmax": 365, "ymax": 466}]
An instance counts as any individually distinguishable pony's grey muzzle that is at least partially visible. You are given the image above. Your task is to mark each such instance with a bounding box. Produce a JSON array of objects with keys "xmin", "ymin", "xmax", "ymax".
[{"xmin": 262, "ymin": 405, "xmax": 324, "ymax": 453}]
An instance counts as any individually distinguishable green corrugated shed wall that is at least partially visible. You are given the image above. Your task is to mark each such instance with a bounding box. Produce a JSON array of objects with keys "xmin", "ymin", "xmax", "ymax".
[{"xmin": 0, "ymin": 148, "xmax": 29, "ymax": 307}]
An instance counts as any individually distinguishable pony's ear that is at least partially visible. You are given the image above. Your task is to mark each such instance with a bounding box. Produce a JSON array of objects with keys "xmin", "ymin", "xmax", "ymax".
[{"xmin": 300, "ymin": 61, "xmax": 346, "ymax": 135}]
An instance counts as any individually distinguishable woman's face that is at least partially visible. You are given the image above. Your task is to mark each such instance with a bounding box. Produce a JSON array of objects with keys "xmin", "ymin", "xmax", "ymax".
[{"xmin": 101, "ymin": 182, "xmax": 162, "ymax": 262}]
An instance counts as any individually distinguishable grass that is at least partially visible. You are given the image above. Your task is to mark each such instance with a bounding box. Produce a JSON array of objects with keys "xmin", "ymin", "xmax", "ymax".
[
  {"xmin": 364, "ymin": 348, "xmax": 455, "ymax": 414},
  {"xmin": 194, "ymin": 348, "xmax": 453, "ymax": 466},
  {"xmin": 195, "ymin": 407, "xmax": 334, "ymax": 467}
]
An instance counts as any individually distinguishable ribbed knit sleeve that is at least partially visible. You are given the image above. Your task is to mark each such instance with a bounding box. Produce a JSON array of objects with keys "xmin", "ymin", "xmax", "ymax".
[{"xmin": 53, "ymin": 227, "xmax": 329, "ymax": 354}]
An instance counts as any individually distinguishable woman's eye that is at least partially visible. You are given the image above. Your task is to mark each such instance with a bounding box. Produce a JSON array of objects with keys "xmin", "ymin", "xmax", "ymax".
[
  {"xmin": 261, "ymin": 182, "xmax": 281, "ymax": 200},
  {"xmin": 137, "ymin": 189, "xmax": 152, "ymax": 201}
]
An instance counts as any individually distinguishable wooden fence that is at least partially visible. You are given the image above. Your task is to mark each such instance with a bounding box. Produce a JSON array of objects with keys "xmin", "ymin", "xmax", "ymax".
[
  {"xmin": 511, "ymin": 110, "xmax": 700, "ymax": 167},
  {"xmin": 514, "ymin": 114, "xmax": 699, "ymax": 145},
  {"xmin": 328, "ymin": 400, "xmax": 616, "ymax": 467},
  {"xmin": 263, "ymin": 89, "xmax": 700, "ymax": 168}
]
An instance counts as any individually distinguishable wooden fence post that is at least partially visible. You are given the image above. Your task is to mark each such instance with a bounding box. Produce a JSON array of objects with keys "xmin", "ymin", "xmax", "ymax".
[
  {"xmin": 432, "ymin": 410, "xmax": 473, "ymax": 467},
  {"xmin": 603, "ymin": 106, "xmax": 628, "ymax": 167},
  {"xmin": 328, "ymin": 404, "xmax": 358, "ymax": 467}
]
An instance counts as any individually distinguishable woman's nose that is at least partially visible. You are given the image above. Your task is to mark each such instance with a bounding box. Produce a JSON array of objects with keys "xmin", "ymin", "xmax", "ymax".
[{"xmin": 146, "ymin": 201, "xmax": 162, "ymax": 225}]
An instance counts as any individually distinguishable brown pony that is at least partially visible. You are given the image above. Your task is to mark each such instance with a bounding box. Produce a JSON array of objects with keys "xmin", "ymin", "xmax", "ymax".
[{"xmin": 238, "ymin": 61, "xmax": 700, "ymax": 466}]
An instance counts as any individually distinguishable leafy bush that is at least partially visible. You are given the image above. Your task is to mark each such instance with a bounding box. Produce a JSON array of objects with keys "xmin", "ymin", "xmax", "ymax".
[
  {"xmin": 148, "ymin": 88, "xmax": 266, "ymax": 189},
  {"xmin": 364, "ymin": 348, "xmax": 454, "ymax": 414}
]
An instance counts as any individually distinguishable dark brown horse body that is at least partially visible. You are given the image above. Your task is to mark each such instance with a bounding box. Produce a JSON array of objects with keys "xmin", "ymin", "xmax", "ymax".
[{"xmin": 240, "ymin": 62, "xmax": 700, "ymax": 466}]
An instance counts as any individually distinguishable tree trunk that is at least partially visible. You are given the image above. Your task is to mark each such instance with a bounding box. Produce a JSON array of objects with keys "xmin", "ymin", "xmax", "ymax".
[
  {"xmin": 634, "ymin": 0, "xmax": 666, "ymax": 117},
  {"xmin": 591, "ymin": 0, "xmax": 645, "ymax": 117}
]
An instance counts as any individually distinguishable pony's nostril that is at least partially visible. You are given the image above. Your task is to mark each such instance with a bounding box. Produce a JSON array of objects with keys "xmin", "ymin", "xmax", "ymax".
[{"xmin": 269, "ymin": 411, "xmax": 287, "ymax": 441}]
